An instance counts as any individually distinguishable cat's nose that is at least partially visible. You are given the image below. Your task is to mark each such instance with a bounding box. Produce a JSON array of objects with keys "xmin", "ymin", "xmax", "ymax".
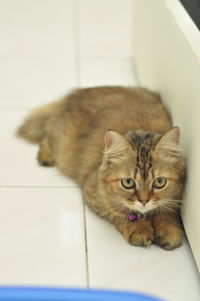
[{"xmin": 138, "ymin": 198, "xmax": 150, "ymax": 205}]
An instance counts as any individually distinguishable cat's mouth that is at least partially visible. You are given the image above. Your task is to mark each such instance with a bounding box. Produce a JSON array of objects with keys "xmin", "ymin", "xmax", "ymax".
[
  {"xmin": 112, "ymin": 198, "xmax": 179, "ymax": 221},
  {"xmin": 126, "ymin": 199, "xmax": 156, "ymax": 214},
  {"xmin": 127, "ymin": 198, "xmax": 181, "ymax": 215}
]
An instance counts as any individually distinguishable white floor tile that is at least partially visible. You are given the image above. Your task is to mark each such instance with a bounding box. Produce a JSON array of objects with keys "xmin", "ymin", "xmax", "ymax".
[
  {"xmin": 80, "ymin": 59, "xmax": 137, "ymax": 87},
  {"xmin": 0, "ymin": 0, "xmax": 73, "ymax": 24},
  {"xmin": 0, "ymin": 0, "xmax": 75, "ymax": 58},
  {"xmin": 0, "ymin": 187, "xmax": 86, "ymax": 286},
  {"xmin": 0, "ymin": 0, "xmax": 77, "ymax": 108},
  {"xmin": 0, "ymin": 58, "xmax": 76, "ymax": 108},
  {"xmin": 0, "ymin": 110, "xmax": 76, "ymax": 187},
  {"xmin": 85, "ymin": 208, "xmax": 200, "ymax": 301},
  {"xmin": 78, "ymin": 0, "xmax": 134, "ymax": 58},
  {"xmin": 0, "ymin": 24, "xmax": 74, "ymax": 59}
]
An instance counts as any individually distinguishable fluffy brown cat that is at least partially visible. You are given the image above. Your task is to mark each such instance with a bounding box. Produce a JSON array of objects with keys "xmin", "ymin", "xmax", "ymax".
[{"xmin": 17, "ymin": 86, "xmax": 186, "ymax": 250}]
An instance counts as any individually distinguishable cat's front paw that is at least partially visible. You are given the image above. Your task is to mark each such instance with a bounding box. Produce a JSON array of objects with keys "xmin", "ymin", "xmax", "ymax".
[
  {"xmin": 154, "ymin": 224, "xmax": 182, "ymax": 250},
  {"xmin": 125, "ymin": 222, "xmax": 154, "ymax": 247}
]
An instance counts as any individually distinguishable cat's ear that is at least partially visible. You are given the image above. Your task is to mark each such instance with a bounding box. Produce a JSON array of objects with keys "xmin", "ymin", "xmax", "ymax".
[
  {"xmin": 103, "ymin": 130, "xmax": 132, "ymax": 159},
  {"xmin": 155, "ymin": 127, "xmax": 180, "ymax": 150}
]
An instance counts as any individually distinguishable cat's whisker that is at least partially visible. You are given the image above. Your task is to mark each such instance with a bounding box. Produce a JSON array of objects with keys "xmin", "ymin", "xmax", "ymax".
[
  {"xmin": 107, "ymin": 210, "xmax": 120, "ymax": 222},
  {"xmin": 164, "ymin": 201, "xmax": 182, "ymax": 210},
  {"xmin": 163, "ymin": 202, "xmax": 181, "ymax": 209},
  {"xmin": 153, "ymin": 206, "xmax": 161, "ymax": 216},
  {"xmin": 106, "ymin": 204, "xmax": 127, "ymax": 222},
  {"xmin": 158, "ymin": 199, "xmax": 182, "ymax": 213},
  {"xmin": 158, "ymin": 203, "xmax": 177, "ymax": 214},
  {"xmin": 156, "ymin": 207, "xmax": 163, "ymax": 216},
  {"xmin": 165, "ymin": 199, "xmax": 182, "ymax": 204}
]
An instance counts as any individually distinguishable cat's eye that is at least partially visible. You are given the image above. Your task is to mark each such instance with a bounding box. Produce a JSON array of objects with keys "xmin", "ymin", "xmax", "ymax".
[
  {"xmin": 121, "ymin": 178, "xmax": 135, "ymax": 189},
  {"xmin": 152, "ymin": 177, "xmax": 167, "ymax": 189}
]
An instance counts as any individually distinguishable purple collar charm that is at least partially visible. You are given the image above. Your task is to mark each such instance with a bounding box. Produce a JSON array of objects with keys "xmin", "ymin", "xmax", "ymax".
[
  {"xmin": 128, "ymin": 213, "xmax": 138, "ymax": 221},
  {"xmin": 128, "ymin": 212, "xmax": 146, "ymax": 221}
]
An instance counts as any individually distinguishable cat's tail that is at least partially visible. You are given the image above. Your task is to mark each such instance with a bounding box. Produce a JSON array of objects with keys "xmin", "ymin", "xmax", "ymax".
[{"xmin": 17, "ymin": 101, "xmax": 61, "ymax": 143}]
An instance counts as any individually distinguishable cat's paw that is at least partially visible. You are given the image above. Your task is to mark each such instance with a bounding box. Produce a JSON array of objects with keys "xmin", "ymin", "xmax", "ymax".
[
  {"xmin": 154, "ymin": 224, "xmax": 182, "ymax": 250},
  {"xmin": 126, "ymin": 223, "xmax": 154, "ymax": 247},
  {"xmin": 38, "ymin": 139, "xmax": 55, "ymax": 167}
]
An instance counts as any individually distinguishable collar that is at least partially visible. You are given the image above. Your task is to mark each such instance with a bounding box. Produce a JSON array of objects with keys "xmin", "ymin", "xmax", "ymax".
[{"xmin": 128, "ymin": 212, "xmax": 146, "ymax": 221}]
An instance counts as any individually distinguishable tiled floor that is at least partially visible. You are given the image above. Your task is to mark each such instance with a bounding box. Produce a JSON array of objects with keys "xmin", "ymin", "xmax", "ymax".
[{"xmin": 0, "ymin": 1, "xmax": 199, "ymax": 301}]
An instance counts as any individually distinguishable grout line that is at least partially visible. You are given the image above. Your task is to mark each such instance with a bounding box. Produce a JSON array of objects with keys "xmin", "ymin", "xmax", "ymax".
[
  {"xmin": 0, "ymin": 107, "xmax": 32, "ymax": 110},
  {"xmin": 79, "ymin": 56, "xmax": 134, "ymax": 62},
  {"xmin": 0, "ymin": 185, "xmax": 79, "ymax": 189},
  {"xmin": 82, "ymin": 197, "xmax": 90, "ymax": 288},
  {"xmin": 74, "ymin": 0, "xmax": 90, "ymax": 285}
]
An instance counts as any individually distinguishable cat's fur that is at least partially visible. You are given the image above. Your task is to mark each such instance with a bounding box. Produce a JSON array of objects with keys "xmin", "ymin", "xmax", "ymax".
[{"xmin": 17, "ymin": 86, "xmax": 186, "ymax": 249}]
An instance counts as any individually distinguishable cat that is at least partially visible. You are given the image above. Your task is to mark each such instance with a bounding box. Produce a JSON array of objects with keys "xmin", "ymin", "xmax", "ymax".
[{"xmin": 17, "ymin": 86, "xmax": 186, "ymax": 250}]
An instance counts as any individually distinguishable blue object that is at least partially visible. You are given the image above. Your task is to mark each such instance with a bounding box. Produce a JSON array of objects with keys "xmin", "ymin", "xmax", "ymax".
[{"xmin": 0, "ymin": 287, "xmax": 162, "ymax": 301}]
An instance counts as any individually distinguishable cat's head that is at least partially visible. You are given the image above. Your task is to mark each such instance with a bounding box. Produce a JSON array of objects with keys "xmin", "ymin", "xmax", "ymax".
[{"xmin": 98, "ymin": 128, "xmax": 186, "ymax": 217}]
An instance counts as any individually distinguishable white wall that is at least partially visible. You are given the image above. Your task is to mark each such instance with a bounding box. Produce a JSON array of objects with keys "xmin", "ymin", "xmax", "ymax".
[{"xmin": 134, "ymin": 0, "xmax": 200, "ymax": 270}]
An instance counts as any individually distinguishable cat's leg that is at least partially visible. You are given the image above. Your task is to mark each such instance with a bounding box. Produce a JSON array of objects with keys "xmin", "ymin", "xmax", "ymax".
[
  {"xmin": 151, "ymin": 212, "xmax": 182, "ymax": 250},
  {"xmin": 83, "ymin": 175, "xmax": 154, "ymax": 246},
  {"xmin": 37, "ymin": 137, "xmax": 55, "ymax": 167},
  {"xmin": 83, "ymin": 172, "xmax": 154, "ymax": 247},
  {"xmin": 114, "ymin": 219, "xmax": 154, "ymax": 247}
]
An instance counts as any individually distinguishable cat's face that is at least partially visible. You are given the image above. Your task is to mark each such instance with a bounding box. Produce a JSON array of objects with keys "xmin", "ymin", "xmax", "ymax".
[{"xmin": 99, "ymin": 129, "xmax": 186, "ymax": 217}]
